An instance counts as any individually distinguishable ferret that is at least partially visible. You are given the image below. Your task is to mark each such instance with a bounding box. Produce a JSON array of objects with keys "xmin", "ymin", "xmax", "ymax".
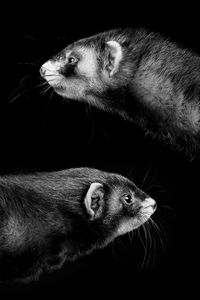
[
  {"xmin": 40, "ymin": 28, "xmax": 200, "ymax": 157},
  {"xmin": 0, "ymin": 167, "xmax": 156, "ymax": 283}
]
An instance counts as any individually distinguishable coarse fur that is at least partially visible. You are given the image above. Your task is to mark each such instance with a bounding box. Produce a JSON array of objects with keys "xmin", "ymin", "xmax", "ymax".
[
  {"xmin": 0, "ymin": 167, "xmax": 156, "ymax": 283},
  {"xmin": 40, "ymin": 28, "xmax": 200, "ymax": 158}
]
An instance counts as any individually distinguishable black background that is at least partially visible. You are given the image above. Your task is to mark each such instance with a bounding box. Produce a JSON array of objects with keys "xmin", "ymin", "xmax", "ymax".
[{"xmin": 0, "ymin": 2, "xmax": 199, "ymax": 299}]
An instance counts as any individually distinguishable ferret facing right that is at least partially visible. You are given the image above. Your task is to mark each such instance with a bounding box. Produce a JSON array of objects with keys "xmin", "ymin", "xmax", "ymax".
[
  {"xmin": 40, "ymin": 28, "xmax": 200, "ymax": 157},
  {"xmin": 0, "ymin": 167, "xmax": 156, "ymax": 283}
]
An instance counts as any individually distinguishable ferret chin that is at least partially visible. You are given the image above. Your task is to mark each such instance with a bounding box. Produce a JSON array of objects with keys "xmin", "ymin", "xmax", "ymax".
[
  {"xmin": 0, "ymin": 167, "xmax": 156, "ymax": 283},
  {"xmin": 40, "ymin": 28, "xmax": 200, "ymax": 158}
]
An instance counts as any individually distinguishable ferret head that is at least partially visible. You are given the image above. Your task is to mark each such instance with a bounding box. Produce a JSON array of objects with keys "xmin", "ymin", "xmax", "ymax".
[
  {"xmin": 40, "ymin": 29, "xmax": 134, "ymax": 115},
  {"xmin": 79, "ymin": 170, "xmax": 157, "ymax": 248}
]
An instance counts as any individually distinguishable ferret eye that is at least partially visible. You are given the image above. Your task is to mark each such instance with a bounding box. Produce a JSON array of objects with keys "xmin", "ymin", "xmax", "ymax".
[
  {"xmin": 123, "ymin": 194, "xmax": 133, "ymax": 205},
  {"xmin": 68, "ymin": 56, "xmax": 78, "ymax": 64}
]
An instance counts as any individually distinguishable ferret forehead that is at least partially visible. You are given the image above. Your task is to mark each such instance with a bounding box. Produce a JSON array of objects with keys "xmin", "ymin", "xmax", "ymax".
[
  {"xmin": 62, "ymin": 45, "xmax": 97, "ymax": 65},
  {"xmin": 111, "ymin": 174, "xmax": 137, "ymax": 190},
  {"xmin": 68, "ymin": 45, "xmax": 97, "ymax": 56},
  {"xmin": 75, "ymin": 46, "xmax": 98, "ymax": 77}
]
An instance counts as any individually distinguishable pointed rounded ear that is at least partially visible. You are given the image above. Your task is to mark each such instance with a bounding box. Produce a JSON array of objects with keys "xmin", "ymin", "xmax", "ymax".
[
  {"xmin": 105, "ymin": 41, "xmax": 122, "ymax": 77},
  {"xmin": 84, "ymin": 182, "xmax": 105, "ymax": 219}
]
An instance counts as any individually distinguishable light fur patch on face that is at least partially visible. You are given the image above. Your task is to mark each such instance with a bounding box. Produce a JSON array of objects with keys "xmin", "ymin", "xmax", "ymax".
[
  {"xmin": 40, "ymin": 48, "xmax": 99, "ymax": 100},
  {"xmin": 117, "ymin": 218, "xmax": 143, "ymax": 236},
  {"xmin": 77, "ymin": 47, "xmax": 97, "ymax": 78},
  {"xmin": 56, "ymin": 78, "xmax": 89, "ymax": 100},
  {"xmin": 117, "ymin": 197, "xmax": 156, "ymax": 236},
  {"xmin": 108, "ymin": 188, "xmax": 124, "ymax": 213}
]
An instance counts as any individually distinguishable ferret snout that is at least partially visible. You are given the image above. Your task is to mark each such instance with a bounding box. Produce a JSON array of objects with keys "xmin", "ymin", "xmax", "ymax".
[
  {"xmin": 40, "ymin": 60, "xmax": 64, "ymax": 89},
  {"xmin": 40, "ymin": 61, "xmax": 56, "ymax": 78},
  {"xmin": 40, "ymin": 60, "xmax": 61, "ymax": 77},
  {"xmin": 142, "ymin": 197, "xmax": 157, "ymax": 212}
]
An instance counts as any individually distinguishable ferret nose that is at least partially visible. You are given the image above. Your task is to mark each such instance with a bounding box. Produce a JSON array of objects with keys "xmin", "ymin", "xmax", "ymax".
[
  {"xmin": 143, "ymin": 197, "xmax": 157, "ymax": 211},
  {"xmin": 40, "ymin": 66, "xmax": 46, "ymax": 77},
  {"xmin": 152, "ymin": 202, "xmax": 157, "ymax": 211}
]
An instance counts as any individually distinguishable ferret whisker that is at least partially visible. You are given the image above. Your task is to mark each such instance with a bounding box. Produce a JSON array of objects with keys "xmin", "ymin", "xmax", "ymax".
[
  {"xmin": 85, "ymin": 103, "xmax": 95, "ymax": 144},
  {"xmin": 137, "ymin": 227, "xmax": 145, "ymax": 264},
  {"xmin": 8, "ymin": 72, "xmax": 42, "ymax": 104},
  {"xmin": 141, "ymin": 165, "xmax": 152, "ymax": 187},
  {"xmin": 111, "ymin": 240, "xmax": 120, "ymax": 263},
  {"xmin": 145, "ymin": 221, "xmax": 153, "ymax": 268},
  {"xmin": 37, "ymin": 75, "xmax": 49, "ymax": 82},
  {"xmin": 140, "ymin": 223, "xmax": 148, "ymax": 268},
  {"xmin": 49, "ymin": 89, "xmax": 55, "ymax": 101},
  {"xmin": 40, "ymin": 88, "xmax": 49, "ymax": 94},
  {"xmin": 146, "ymin": 223, "xmax": 155, "ymax": 267},
  {"xmin": 128, "ymin": 232, "xmax": 132, "ymax": 243},
  {"xmin": 35, "ymin": 82, "xmax": 49, "ymax": 89},
  {"xmin": 152, "ymin": 216, "xmax": 168, "ymax": 246},
  {"xmin": 125, "ymin": 167, "xmax": 136, "ymax": 180},
  {"xmin": 159, "ymin": 204, "xmax": 173, "ymax": 210},
  {"xmin": 131, "ymin": 229, "xmax": 135, "ymax": 241},
  {"xmin": 18, "ymin": 62, "xmax": 39, "ymax": 66},
  {"xmin": 130, "ymin": 230, "xmax": 135, "ymax": 243},
  {"xmin": 39, "ymin": 86, "xmax": 52, "ymax": 95},
  {"xmin": 42, "ymin": 89, "xmax": 55, "ymax": 127},
  {"xmin": 24, "ymin": 34, "xmax": 40, "ymax": 42},
  {"xmin": 141, "ymin": 224, "xmax": 147, "ymax": 268},
  {"xmin": 8, "ymin": 86, "xmax": 24, "ymax": 99},
  {"xmin": 144, "ymin": 223, "xmax": 150, "ymax": 267},
  {"xmin": 149, "ymin": 218, "xmax": 163, "ymax": 235},
  {"xmin": 42, "ymin": 84, "xmax": 51, "ymax": 91},
  {"xmin": 146, "ymin": 221, "xmax": 154, "ymax": 267},
  {"xmin": 144, "ymin": 185, "xmax": 165, "ymax": 192},
  {"xmin": 38, "ymin": 81, "xmax": 52, "ymax": 92},
  {"xmin": 18, "ymin": 74, "xmax": 33, "ymax": 85},
  {"xmin": 149, "ymin": 218, "xmax": 166, "ymax": 250},
  {"xmin": 8, "ymin": 75, "xmax": 32, "ymax": 98},
  {"xmin": 151, "ymin": 225, "xmax": 157, "ymax": 266},
  {"xmin": 34, "ymin": 76, "xmax": 52, "ymax": 87},
  {"xmin": 8, "ymin": 89, "xmax": 29, "ymax": 104}
]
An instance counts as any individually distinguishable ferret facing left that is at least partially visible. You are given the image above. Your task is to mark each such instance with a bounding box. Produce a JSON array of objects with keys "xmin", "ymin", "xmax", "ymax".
[
  {"xmin": 40, "ymin": 28, "xmax": 200, "ymax": 157},
  {"xmin": 0, "ymin": 167, "xmax": 156, "ymax": 283}
]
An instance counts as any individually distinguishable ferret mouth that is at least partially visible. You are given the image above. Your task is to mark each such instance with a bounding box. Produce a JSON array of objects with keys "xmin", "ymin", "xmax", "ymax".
[
  {"xmin": 117, "ymin": 200, "xmax": 157, "ymax": 236},
  {"xmin": 53, "ymin": 85, "xmax": 65, "ymax": 92},
  {"xmin": 40, "ymin": 64, "xmax": 65, "ymax": 90},
  {"xmin": 44, "ymin": 80, "xmax": 66, "ymax": 94}
]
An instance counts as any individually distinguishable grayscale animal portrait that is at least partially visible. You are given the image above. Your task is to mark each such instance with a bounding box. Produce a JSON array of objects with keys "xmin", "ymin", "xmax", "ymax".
[
  {"xmin": 0, "ymin": 168, "xmax": 156, "ymax": 282},
  {"xmin": 1, "ymin": 3, "xmax": 199, "ymax": 299},
  {"xmin": 41, "ymin": 28, "xmax": 200, "ymax": 158}
]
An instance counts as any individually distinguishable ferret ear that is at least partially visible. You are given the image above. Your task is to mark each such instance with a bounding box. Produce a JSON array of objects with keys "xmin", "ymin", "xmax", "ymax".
[
  {"xmin": 105, "ymin": 41, "xmax": 122, "ymax": 77},
  {"xmin": 84, "ymin": 182, "xmax": 105, "ymax": 219}
]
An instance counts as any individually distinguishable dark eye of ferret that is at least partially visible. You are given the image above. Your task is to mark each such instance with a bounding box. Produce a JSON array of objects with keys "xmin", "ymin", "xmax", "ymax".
[
  {"xmin": 68, "ymin": 56, "xmax": 79, "ymax": 64},
  {"xmin": 122, "ymin": 194, "xmax": 133, "ymax": 205}
]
